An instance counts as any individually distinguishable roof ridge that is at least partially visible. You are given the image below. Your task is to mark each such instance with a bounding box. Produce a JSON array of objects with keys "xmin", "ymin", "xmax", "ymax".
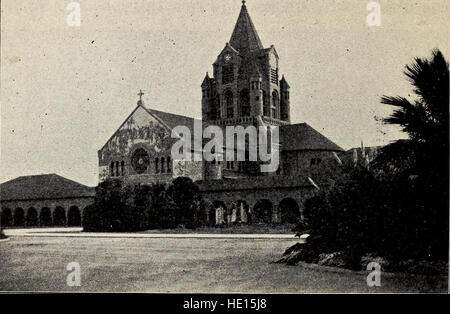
[
  {"xmin": 145, "ymin": 106, "xmax": 197, "ymax": 121},
  {"xmin": 280, "ymin": 122, "xmax": 344, "ymax": 152},
  {"xmin": 1, "ymin": 173, "xmax": 95, "ymax": 201}
]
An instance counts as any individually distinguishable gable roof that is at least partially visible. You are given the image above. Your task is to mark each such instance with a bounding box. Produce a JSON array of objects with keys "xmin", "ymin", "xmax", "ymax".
[
  {"xmin": 99, "ymin": 104, "xmax": 199, "ymax": 152},
  {"xmin": 0, "ymin": 174, "xmax": 95, "ymax": 202},
  {"xmin": 280, "ymin": 123, "xmax": 343, "ymax": 152},
  {"xmin": 229, "ymin": 3, "xmax": 263, "ymax": 54},
  {"xmin": 141, "ymin": 105, "xmax": 198, "ymax": 131}
]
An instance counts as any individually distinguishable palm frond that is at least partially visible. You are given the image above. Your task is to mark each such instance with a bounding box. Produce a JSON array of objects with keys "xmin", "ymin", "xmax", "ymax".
[{"xmin": 381, "ymin": 49, "xmax": 449, "ymax": 143}]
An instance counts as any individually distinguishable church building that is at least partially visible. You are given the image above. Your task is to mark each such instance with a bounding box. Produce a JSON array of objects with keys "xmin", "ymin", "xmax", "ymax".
[{"xmin": 97, "ymin": 2, "xmax": 343, "ymax": 191}]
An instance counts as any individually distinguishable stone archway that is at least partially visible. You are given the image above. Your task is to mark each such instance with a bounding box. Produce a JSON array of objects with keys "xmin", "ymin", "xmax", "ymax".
[
  {"xmin": 1, "ymin": 208, "xmax": 13, "ymax": 227},
  {"xmin": 209, "ymin": 201, "xmax": 227, "ymax": 226},
  {"xmin": 279, "ymin": 198, "xmax": 300, "ymax": 224},
  {"xmin": 252, "ymin": 199, "xmax": 273, "ymax": 224},
  {"xmin": 53, "ymin": 207, "xmax": 66, "ymax": 226},
  {"xmin": 68, "ymin": 206, "xmax": 81, "ymax": 226},
  {"xmin": 40, "ymin": 207, "xmax": 52, "ymax": 226},
  {"xmin": 200, "ymin": 199, "xmax": 213, "ymax": 226},
  {"xmin": 14, "ymin": 208, "xmax": 25, "ymax": 226},
  {"xmin": 26, "ymin": 208, "xmax": 38, "ymax": 226},
  {"xmin": 235, "ymin": 200, "xmax": 250, "ymax": 224}
]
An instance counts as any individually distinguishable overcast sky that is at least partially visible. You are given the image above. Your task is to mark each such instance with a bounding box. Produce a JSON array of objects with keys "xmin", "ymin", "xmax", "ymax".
[{"xmin": 1, "ymin": 0, "xmax": 448, "ymax": 186}]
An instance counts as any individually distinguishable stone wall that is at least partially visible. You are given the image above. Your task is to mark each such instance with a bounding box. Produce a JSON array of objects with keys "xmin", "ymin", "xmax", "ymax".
[{"xmin": 280, "ymin": 150, "xmax": 342, "ymax": 176}]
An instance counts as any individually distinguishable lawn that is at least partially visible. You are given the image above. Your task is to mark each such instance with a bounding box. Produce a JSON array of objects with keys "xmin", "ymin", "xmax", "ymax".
[
  {"xmin": 0, "ymin": 236, "xmax": 446, "ymax": 292},
  {"xmin": 141, "ymin": 223, "xmax": 297, "ymax": 234}
]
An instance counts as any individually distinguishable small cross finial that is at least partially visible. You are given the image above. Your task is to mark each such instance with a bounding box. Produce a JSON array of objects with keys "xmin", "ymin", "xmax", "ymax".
[
  {"xmin": 242, "ymin": 0, "xmax": 246, "ymax": 5},
  {"xmin": 138, "ymin": 89, "xmax": 144, "ymax": 103}
]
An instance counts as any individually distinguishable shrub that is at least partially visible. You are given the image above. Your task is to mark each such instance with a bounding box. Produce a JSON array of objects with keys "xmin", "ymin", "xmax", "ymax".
[
  {"xmin": 83, "ymin": 179, "xmax": 149, "ymax": 232},
  {"xmin": 294, "ymin": 50, "xmax": 448, "ymax": 265},
  {"xmin": 0, "ymin": 229, "xmax": 8, "ymax": 240},
  {"xmin": 300, "ymin": 160, "xmax": 447, "ymax": 263},
  {"xmin": 83, "ymin": 177, "xmax": 204, "ymax": 232},
  {"xmin": 167, "ymin": 177, "xmax": 203, "ymax": 229}
]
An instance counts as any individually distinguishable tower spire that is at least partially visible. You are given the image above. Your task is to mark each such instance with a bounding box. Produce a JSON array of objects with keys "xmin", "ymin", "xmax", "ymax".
[{"xmin": 229, "ymin": 1, "xmax": 263, "ymax": 54}]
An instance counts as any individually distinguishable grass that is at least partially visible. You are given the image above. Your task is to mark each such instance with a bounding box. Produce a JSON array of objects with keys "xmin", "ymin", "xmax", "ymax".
[
  {"xmin": 141, "ymin": 223, "xmax": 297, "ymax": 234},
  {"xmin": 0, "ymin": 236, "xmax": 446, "ymax": 292}
]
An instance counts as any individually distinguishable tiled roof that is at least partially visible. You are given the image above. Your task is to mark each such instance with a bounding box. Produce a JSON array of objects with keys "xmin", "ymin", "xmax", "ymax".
[
  {"xmin": 280, "ymin": 123, "xmax": 343, "ymax": 152},
  {"xmin": 229, "ymin": 3, "xmax": 263, "ymax": 54},
  {"xmin": 141, "ymin": 105, "xmax": 203, "ymax": 150},
  {"xmin": 0, "ymin": 174, "xmax": 95, "ymax": 201},
  {"xmin": 141, "ymin": 105, "xmax": 199, "ymax": 131}
]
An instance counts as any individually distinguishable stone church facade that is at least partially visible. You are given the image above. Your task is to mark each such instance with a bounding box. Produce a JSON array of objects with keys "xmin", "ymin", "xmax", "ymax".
[{"xmin": 97, "ymin": 2, "xmax": 344, "ymax": 224}]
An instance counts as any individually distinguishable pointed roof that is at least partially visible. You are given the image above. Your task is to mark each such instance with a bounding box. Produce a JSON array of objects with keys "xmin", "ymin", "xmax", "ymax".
[
  {"xmin": 280, "ymin": 75, "xmax": 290, "ymax": 88},
  {"xmin": 201, "ymin": 72, "xmax": 210, "ymax": 87},
  {"xmin": 229, "ymin": 2, "xmax": 263, "ymax": 54},
  {"xmin": 0, "ymin": 174, "xmax": 95, "ymax": 201}
]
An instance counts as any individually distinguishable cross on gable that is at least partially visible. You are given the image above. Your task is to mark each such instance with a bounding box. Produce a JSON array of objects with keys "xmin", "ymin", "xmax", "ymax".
[{"xmin": 138, "ymin": 89, "xmax": 144, "ymax": 101}]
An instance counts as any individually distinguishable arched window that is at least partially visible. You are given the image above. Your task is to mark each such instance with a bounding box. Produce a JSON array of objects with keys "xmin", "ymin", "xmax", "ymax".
[
  {"xmin": 116, "ymin": 161, "xmax": 120, "ymax": 176},
  {"xmin": 224, "ymin": 90, "xmax": 234, "ymax": 118},
  {"xmin": 239, "ymin": 89, "xmax": 250, "ymax": 117},
  {"xmin": 272, "ymin": 91, "xmax": 279, "ymax": 119},
  {"xmin": 222, "ymin": 65, "xmax": 234, "ymax": 84},
  {"xmin": 110, "ymin": 161, "xmax": 114, "ymax": 176},
  {"xmin": 161, "ymin": 157, "xmax": 165, "ymax": 173},
  {"xmin": 155, "ymin": 158, "xmax": 159, "ymax": 173},
  {"xmin": 121, "ymin": 161, "xmax": 125, "ymax": 176},
  {"xmin": 167, "ymin": 156, "xmax": 171, "ymax": 173},
  {"xmin": 263, "ymin": 90, "xmax": 269, "ymax": 116}
]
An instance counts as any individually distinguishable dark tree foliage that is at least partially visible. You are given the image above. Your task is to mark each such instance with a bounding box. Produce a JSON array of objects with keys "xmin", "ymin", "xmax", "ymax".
[
  {"xmin": 150, "ymin": 184, "xmax": 179, "ymax": 229},
  {"xmin": 377, "ymin": 49, "xmax": 449, "ymax": 260},
  {"xmin": 167, "ymin": 177, "xmax": 205, "ymax": 228},
  {"xmin": 83, "ymin": 177, "xmax": 204, "ymax": 232},
  {"xmin": 299, "ymin": 50, "xmax": 449, "ymax": 262},
  {"xmin": 83, "ymin": 179, "xmax": 145, "ymax": 232}
]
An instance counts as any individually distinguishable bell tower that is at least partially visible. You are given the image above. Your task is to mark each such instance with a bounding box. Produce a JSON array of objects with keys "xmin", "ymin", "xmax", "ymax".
[{"xmin": 201, "ymin": 1, "xmax": 291, "ymax": 128}]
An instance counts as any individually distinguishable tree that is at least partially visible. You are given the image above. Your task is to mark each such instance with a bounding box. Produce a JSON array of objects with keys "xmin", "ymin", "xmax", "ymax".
[
  {"xmin": 167, "ymin": 177, "xmax": 203, "ymax": 229},
  {"xmin": 377, "ymin": 49, "xmax": 449, "ymax": 260},
  {"xmin": 381, "ymin": 50, "xmax": 448, "ymax": 145},
  {"xmin": 83, "ymin": 179, "xmax": 148, "ymax": 232},
  {"xmin": 149, "ymin": 183, "xmax": 179, "ymax": 229},
  {"xmin": 293, "ymin": 50, "xmax": 449, "ymax": 266}
]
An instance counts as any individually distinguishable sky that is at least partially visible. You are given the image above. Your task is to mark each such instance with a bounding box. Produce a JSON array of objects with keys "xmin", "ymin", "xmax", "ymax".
[{"xmin": 1, "ymin": 0, "xmax": 449, "ymax": 186}]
